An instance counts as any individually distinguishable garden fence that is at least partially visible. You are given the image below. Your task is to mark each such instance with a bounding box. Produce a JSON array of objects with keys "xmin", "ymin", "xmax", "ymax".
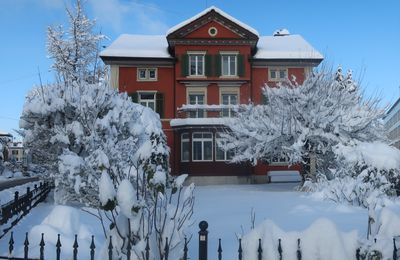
[
  {"xmin": 0, "ymin": 182, "xmax": 52, "ymax": 240},
  {"xmin": 0, "ymin": 220, "xmax": 398, "ymax": 260}
]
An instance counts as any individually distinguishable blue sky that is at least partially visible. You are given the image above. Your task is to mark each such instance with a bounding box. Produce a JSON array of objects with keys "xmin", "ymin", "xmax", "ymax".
[{"xmin": 0, "ymin": 0, "xmax": 399, "ymax": 137}]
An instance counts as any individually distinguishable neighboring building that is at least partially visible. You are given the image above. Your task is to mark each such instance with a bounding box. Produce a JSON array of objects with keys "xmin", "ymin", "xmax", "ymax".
[
  {"xmin": 100, "ymin": 6, "xmax": 323, "ymax": 182},
  {"xmin": 384, "ymin": 97, "xmax": 400, "ymax": 149},
  {"xmin": 0, "ymin": 131, "xmax": 13, "ymax": 161},
  {"xmin": 8, "ymin": 141, "xmax": 27, "ymax": 164}
]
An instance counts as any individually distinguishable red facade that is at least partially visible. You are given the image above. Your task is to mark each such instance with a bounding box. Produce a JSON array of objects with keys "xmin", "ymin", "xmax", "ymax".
[{"xmin": 101, "ymin": 7, "xmax": 323, "ymax": 181}]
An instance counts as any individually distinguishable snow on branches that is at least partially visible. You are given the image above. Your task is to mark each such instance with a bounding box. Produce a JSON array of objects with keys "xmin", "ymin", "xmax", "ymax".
[
  {"xmin": 47, "ymin": 0, "xmax": 106, "ymax": 84},
  {"xmin": 221, "ymin": 67, "xmax": 385, "ymax": 176}
]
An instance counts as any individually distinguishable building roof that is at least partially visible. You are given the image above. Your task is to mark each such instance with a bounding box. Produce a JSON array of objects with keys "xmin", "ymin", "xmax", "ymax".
[
  {"xmin": 385, "ymin": 96, "xmax": 400, "ymax": 118},
  {"xmin": 100, "ymin": 7, "xmax": 322, "ymax": 61},
  {"xmin": 0, "ymin": 131, "xmax": 12, "ymax": 137},
  {"xmin": 166, "ymin": 6, "xmax": 259, "ymax": 37},
  {"xmin": 254, "ymin": 35, "xmax": 323, "ymax": 60},
  {"xmin": 101, "ymin": 33, "xmax": 323, "ymax": 61},
  {"xmin": 100, "ymin": 34, "xmax": 172, "ymax": 59}
]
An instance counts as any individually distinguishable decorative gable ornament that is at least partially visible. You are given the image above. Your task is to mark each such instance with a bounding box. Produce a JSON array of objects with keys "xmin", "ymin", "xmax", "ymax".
[{"xmin": 166, "ymin": 6, "xmax": 259, "ymax": 49}]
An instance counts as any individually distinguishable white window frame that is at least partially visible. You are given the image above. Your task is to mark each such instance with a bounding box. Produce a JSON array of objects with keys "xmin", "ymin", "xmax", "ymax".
[
  {"xmin": 137, "ymin": 68, "xmax": 158, "ymax": 81},
  {"xmin": 192, "ymin": 132, "xmax": 213, "ymax": 162},
  {"xmin": 215, "ymin": 133, "xmax": 234, "ymax": 161},
  {"xmin": 187, "ymin": 87, "xmax": 207, "ymax": 118},
  {"xmin": 188, "ymin": 51, "xmax": 206, "ymax": 77},
  {"xmin": 269, "ymin": 67, "xmax": 288, "ymax": 81},
  {"xmin": 138, "ymin": 91, "xmax": 156, "ymax": 111},
  {"xmin": 181, "ymin": 133, "xmax": 190, "ymax": 162},
  {"xmin": 220, "ymin": 52, "xmax": 238, "ymax": 77},
  {"xmin": 220, "ymin": 87, "xmax": 239, "ymax": 118}
]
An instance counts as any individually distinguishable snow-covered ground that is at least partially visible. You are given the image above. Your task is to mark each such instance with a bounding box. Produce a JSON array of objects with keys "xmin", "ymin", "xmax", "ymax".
[{"xmin": 1, "ymin": 183, "xmax": 399, "ymax": 259}]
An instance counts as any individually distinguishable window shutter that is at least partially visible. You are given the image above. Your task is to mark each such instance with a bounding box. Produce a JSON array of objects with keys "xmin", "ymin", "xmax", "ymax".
[
  {"xmin": 156, "ymin": 93, "xmax": 164, "ymax": 118},
  {"xmin": 129, "ymin": 92, "xmax": 138, "ymax": 103},
  {"xmin": 205, "ymin": 54, "xmax": 213, "ymax": 77},
  {"xmin": 237, "ymin": 54, "xmax": 245, "ymax": 77},
  {"xmin": 181, "ymin": 54, "xmax": 189, "ymax": 77},
  {"xmin": 215, "ymin": 54, "xmax": 221, "ymax": 77}
]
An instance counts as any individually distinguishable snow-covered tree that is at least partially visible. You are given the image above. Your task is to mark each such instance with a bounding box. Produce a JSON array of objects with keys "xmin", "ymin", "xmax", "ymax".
[
  {"xmin": 220, "ymin": 67, "xmax": 385, "ymax": 181},
  {"xmin": 20, "ymin": 1, "xmax": 195, "ymax": 258},
  {"xmin": 47, "ymin": 0, "xmax": 105, "ymax": 84}
]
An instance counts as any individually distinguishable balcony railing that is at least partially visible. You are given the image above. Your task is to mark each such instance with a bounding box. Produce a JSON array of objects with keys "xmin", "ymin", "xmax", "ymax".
[{"xmin": 177, "ymin": 104, "xmax": 239, "ymax": 118}]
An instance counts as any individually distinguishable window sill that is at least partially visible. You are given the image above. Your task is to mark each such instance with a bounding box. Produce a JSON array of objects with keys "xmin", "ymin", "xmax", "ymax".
[
  {"xmin": 137, "ymin": 79, "xmax": 158, "ymax": 82},
  {"xmin": 186, "ymin": 75, "xmax": 207, "ymax": 79}
]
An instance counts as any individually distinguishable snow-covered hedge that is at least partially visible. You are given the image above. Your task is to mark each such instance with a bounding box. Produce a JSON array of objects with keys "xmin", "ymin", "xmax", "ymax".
[
  {"xmin": 304, "ymin": 141, "xmax": 400, "ymax": 207},
  {"xmin": 241, "ymin": 208, "xmax": 400, "ymax": 260}
]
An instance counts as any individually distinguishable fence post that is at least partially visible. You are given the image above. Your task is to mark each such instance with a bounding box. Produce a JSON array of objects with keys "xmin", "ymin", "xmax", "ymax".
[
  {"xmin": 257, "ymin": 239, "xmax": 262, "ymax": 260},
  {"xmin": 8, "ymin": 232, "xmax": 14, "ymax": 257},
  {"xmin": 183, "ymin": 237, "xmax": 188, "ymax": 260},
  {"xmin": 14, "ymin": 191, "xmax": 19, "ymax": 202},
  {"xmin": 40, "ymin": 233, "xmax": 45, "ymax": 260},
  {"xmin": 394, "ymin": 238, "xmax": 398, "ymax": 260},
  {"xmin": 199, "ymin": 221, "xmax": 208, "ymax": 260},
  {"xmin": 90, "ymin": 235, "xmax": 95, "ymax": 260},
  {"xmin": 73, "ymin": 234, "xmax": 78, "ymax": 260},
  {"xmin": 278, "ymin": 238, "xmax": 283, "ymax": 260},
  {"xmin": 24, "ymin": 232, "xmax": 29, "ymax": 259},
  {"xmin": 164, "ymin": 237, "xmax": 169, "ymax": 260},
  {"xmin": 56, "ymin": 234, "xmax": 62, "ymax": 260},
  {"xmin": 217, "ymin": 238, "xmax": 222, "ymax": 260},
  {"xmin": 108, "ymin": 236, "xmax": 113, "ymax": 260},
  {"xmin": 145, "ymin": 237, "xmax": 150, "ymax": 260},
  {"xmin": 297, "ymin": 239, "xmax": 302, "ymax": 260},
  {"xmin": 238, "ymin": 239, "xmax": 242, "ymax": 260}
]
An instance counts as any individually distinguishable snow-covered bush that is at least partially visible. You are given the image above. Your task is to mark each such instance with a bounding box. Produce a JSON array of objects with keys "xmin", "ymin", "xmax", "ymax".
[
  {"xmin": 304, "ymin": 141, "xmax": 400, "ymax": 207},
  {"xmin": 220, "ymin": 67, "xmax": 385, "ymax": 181}
]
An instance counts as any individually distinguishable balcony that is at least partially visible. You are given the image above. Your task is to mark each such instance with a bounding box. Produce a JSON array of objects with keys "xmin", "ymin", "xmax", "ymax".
[{"xmin": 170, "ymin": 104, "xmax": 239, "ymax": 127}]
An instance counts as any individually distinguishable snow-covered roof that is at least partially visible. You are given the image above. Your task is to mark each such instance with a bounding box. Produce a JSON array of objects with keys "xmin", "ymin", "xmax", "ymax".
[
  {"xmin": 0, "ymin": 131, "xmax": 12, "ymax": 137},
  {"xmin": 170, "ymin": 118, "xmax": 234, "ymax": 127},
  {"xmin": 100, "ymin": 34, "xmax": 172, "ymax": 59},
  {"xmin": 254, "ymin": 35, "xmax": 323, "ymax": 60},
  {"xmin": 166, "ymin": 6, "xmax": 259, "ymax": 37}
]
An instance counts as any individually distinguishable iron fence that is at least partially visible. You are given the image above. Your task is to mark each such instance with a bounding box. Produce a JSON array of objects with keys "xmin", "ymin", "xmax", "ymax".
[
  {"xmin": 0, "ymin": 220, "xmax": 398, "ymax": 260},
  {"xmin": 0, "ymin": 182, "xmax": 52, "ymax": 239}
]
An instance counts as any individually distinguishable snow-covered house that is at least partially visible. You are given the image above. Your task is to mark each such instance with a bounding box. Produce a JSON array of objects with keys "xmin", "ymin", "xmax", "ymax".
[
  {"xmin": 384, "ymin": 97, "xmax": 400, "ymax": 149},
  {"xmin": 100, "ymin": 6, "xmax": 323, "ymax": 182}
]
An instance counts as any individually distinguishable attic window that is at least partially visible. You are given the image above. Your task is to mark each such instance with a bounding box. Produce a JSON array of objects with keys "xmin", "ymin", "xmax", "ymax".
[{"xmin": 208, "ymin": 27, "xmax": 218, "ymax": 37}]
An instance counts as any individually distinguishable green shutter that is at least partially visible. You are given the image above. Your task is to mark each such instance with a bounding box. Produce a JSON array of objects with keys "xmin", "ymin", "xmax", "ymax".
[
  {"xmin": 205, "ymin": 54, "xmax": 212, "ymax": 77},
  {"xmin": 238, "ymin": 54, "xmax": 245, "ymax": 77},
  {"xmin": 215, "ymin": 54, "xmax": 221, "ymax": 77},
  {"xmin": 156, "ymin": 93, "xmax": 164, "ymax": 118},
  {"xmin": 181, "ymin": 54, "xmax": 189, "ymax": 77},
  {"xmin": 129, "ymin": 92, "xmax": 138, "ymax": 103}
]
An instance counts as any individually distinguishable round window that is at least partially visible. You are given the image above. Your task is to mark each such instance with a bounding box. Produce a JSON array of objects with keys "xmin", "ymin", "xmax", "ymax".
[{"xmin": 208, "ymin": 27, "xmax": 218, "ymax": 37}]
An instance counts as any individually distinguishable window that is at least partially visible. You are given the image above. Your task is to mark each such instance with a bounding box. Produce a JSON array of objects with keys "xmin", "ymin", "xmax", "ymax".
[
  {"xmin": 215, "ymin": 133, "xmax": 234, "ymax": 161},
  {"xmin": 221, "ymin": 93, "xmax": 238, "ymax": 117},
  {"xmin": 269, "ymin": 68, "xmax": 287, "ymax": 81},
  {"xmin": 189, "ymin": 54, "xmax": 205, "ymax": 76},
  {"xmin": 137, "ymin": 68, "xmax": 157, "ymax": 81},
  {"xmin": 138, "ymin": 92, "xmax": 156, "ymax": 110},
  {"xmin": 192, "ymin": 132, "xmax": 213, "ymax": 161},
  {"xmin": 181, "ymin": 133, "xmax": 190, "ymax": 162},
  {"xmin": 221, "ymin": 54, "xmax": 237, "ymax": 76},
  {"xmin": 188, "ymin": 91, "xmax": 205, "ymax": 118},
  {"xmin": 271, "ymin": 155, "xmax": 290, "ymax": 165}
]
